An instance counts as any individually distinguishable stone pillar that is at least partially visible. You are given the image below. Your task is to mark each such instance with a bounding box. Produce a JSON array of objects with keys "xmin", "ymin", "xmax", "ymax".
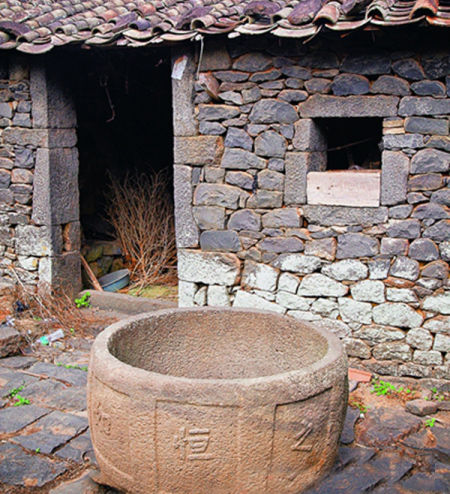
[{"xmin": 30, "ymin": 62, "xmax": 81, "ymax": 296}]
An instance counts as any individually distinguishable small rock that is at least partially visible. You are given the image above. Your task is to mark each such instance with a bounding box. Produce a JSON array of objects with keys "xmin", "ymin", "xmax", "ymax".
[
  {"xmin": 0, "ymin": 324, "xmax": 23, "ymax": 357},
  {"xmin": 405, "ymin": 399, "xmax": 438, "ymax": 417}
]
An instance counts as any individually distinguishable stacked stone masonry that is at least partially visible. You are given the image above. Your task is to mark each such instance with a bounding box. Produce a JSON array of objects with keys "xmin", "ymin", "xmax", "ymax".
[
  {"xmin": 0, "ymin": 55, "xmax": 81, "ymax": 294},
  {"xmin": 174, "ymin": 38, "xmax": 450, "ymax": 380}
]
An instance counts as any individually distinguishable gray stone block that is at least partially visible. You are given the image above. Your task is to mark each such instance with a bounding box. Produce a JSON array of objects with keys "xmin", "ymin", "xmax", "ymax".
[
  {"xmin": 171, "ymin": 48, "xmax": 197, "ymax": 136},
  {"xmin": 303, "ymin": 205, "xmax": 388, "ymax": 226},
  {"xmin": 341, "ymin": 53, "xmax": 390, "ymax": 75},
  {"xmin": 411, "ymin": 202, "xmax": 448, "ymax": 220},
  {"xmin": 404, "ymin": 117, "xmax": 448, "ymax": 136},
  {"xmin": 249, "ymin": 99, "xmax": 298, "ymax": 124},
  {"xmin": 380, "ymin": 238, "xmax": 409, "ymax": 256},
  {"xmin": 388, "ymin": 205, "xmax": 413, "ymax": 219},
  {"xmin": 331, "ymin": 74, "xmax": 369, "ymax": 96},
  {"xmin": 15, "ymin": 225, "xmax": 62, "ymax": 256},
  {"xmin": 299, "ymin": 95, "xmax": 399, "ymax": 117},
  {"xmin": 431, "ymin": 188, "xmax": 450, "ymax": 206},
  {"xmin": 247, "ymin": 190, "xmax": 282, "ymax": 208},
  {"xmin": 262, "ymin": 208, "xmax": 301, "ymax": 228},
  {"xmin": 411, "ymin": 80, "xmax": 446, "ymax": 97},
  {"xmin": 199, "ymin": 121, "xmax": 226, "ymax": 135},
  {"xmin": 232, "ymin": 53, "xmax": 271, "ymax": 72},
  {"xmin": 0, "ymin": 102, "xmax": 12, "ymax": 118},
  {"xmin": 423, "ymin": 219, "xmax": 450, "ymax": 242},
  {"xmin": 200, "ymin": 230, "xmax": 240, "ymax": 252},
  {"xmin": 250, "ymin": 69, "xmax": 282, "ymax": 83},
  {"xmin": 398, "ymin": 96, "xmax": 450, "ymax": 116},
  {"xmin": 257, "ymin": 169, "xmax": 284, "ymax": 190},
  {"xmin": 193, "ymin": 206, "xmax": 225, "ymax": 230},
  {"xmin": 3, "ymin": 128, "xmax": 49, "ymax": 147},
  {"xmin": 387, "ymin": 219, "xmax": 421, "ymax": 239},
  {"xmin": 336, "ymin": 233, "xmax": 379, "ymax": 259},
  {"xmin": 408, "ymin": 173, "xmax": 443, "ymax": 191},
  {"xmin": 392, "ymin": 59, "xmax": 425, "ymax": 81},
  {"xmin": 273, "ymin": 253, "xmax": 322, "ymax": 274},
  {"xmin": 371, "ymin": 75, "xmax": 410, "ymax": 96},
  {"xmin": 255, "ymin": 130, "xmax": 286, "ymax": 158},
  {"xmin": 339, "ymin": 298, "xmax": 373, "ymax": 324},
  {"xmin": 228, "ymin": 209, "xmax": 261, "ymax": 231},
  {"xmin": 322, "ymin": 259, "xmax": 368, "ymax": 280},
  {"xmin": 373, "ymin": 303, "xmax": 423, "ymax": 329},
  {"xmin": 258, "ymin": 236, "xmax": 304, "ymax": 253},
  {"xmin": 194, "ymin": 183, "xmax": 240, "ymax": 209},
  {"xmin": 284, "ymin": 152, "xmax": 326, "ymax": 205},
  {"xmin": 408, "ymin": 238, "xmax": 439, "ymax": 261},
  {"xmin": 221, "ymin": 148, "xmax": 266, "ymax": 170},
  {"xmin": 225, "ymin": 171, "xmax": 253, "ymax": 190},
  {"xmin": 278, "ymin": 90, "xmax": 308, "ymax": 103},
  {"xmin": 351, "ymin": 280, "xmax": 385, "ymax": 303},
  {"xmin": 410, "ymin": 148, "xmax": 450, "ymax": 174},
  {"xmin": 198, "ymin": 104, "xmax": 240, "ymax": 121},
  {"xmin": 242, "ymin": 260, "xmax": 279, "ymax": 292},
  {"xmin": 224, "ymin": 127, "xmax": 252, "ymax": 151},
  {"xmin": 390, "ymin": 256, "xmax": 419, "ymax": 281},
  {"xmin": 292, "ymin": 119, "xmax": 326, "ymax": 151},
  {"xmin": 297, "ymin": 273, "xmax": 348, "ymax": 297},
  {"xmin": 173, "ymin": 166, "xmax": 199, "ymax": 248},
  {"xmin": 381, "ymin": 151, "xmax": 409, "ymax": 206},
  {"xmin": 425, "ymin": 135, "xmax": 450, "ymax": 152},
  {"xmin": 38, "ymin": 252, "xmax": 81, "ymax": 297},
  {"xmin": 174, "ymin": 136, "xmax": 223, "ymax": 165},
  {"xmin": 178, "ymin": 249, "xmax": 240, "ymax": 285},
  {"xmin": 32, "ymin": 147, "xmax": 79, "ymax": 225},
  {"xmin": 383, "ymin": 134, "xmax": 424, "ymax": 149},
  {"xmin": 304, "ymin": 237, "xmax": 336, "ymax": 261}
]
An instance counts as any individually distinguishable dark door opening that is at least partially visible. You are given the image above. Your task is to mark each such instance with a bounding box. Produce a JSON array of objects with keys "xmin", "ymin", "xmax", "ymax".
[{"xmin": 69, "ymin": 48, "xmax": 176, "ymax": 288}]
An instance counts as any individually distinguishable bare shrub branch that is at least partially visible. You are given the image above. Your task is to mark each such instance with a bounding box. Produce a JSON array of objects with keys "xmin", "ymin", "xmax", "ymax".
[{"xmin": 105, "ymin": 170, "xmax": 177, "ymax": 289}]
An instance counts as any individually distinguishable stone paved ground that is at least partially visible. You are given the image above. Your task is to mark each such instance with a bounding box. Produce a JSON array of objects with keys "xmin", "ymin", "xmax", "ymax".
[{"xmin": 0, "ymin": 346, "xmax": 448, "ymax": 493}]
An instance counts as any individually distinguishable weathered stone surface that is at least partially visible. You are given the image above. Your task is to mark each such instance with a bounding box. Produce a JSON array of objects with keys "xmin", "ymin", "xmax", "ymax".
[
  {"xmin": 278, "ymin": 272, "xmax": 300, "ymax": 293},
  {"xmin": 411, "ymin": 80, "xmax": 446, "ymax": 97},
  {"xmin": 284, "ymin": 152, "xmax": 326, "ymax": 205},
  {"xmin": 353, "ymin": 325, "xmax": 405, "ymax": 343},
  {"xmin": 406, "ymin": 328, "xmax": 433, "ymax": 350},
  {"xmin": 207, "ymin": 285, "xmax": 230, "ymax": 307},
  {"xmin": 343, "ymin": 338, "xmax": 371, "ymax": 359},
  {"xmin": 0, "ymin": 442, "xmax": 67, "ymax": 488},
  {"xmin": 233, "ymin": 53, "xmax": 272, "ymax": 72},
  {"xmin": 341, "ymin": 53, "xmax": 390, "ymax": 75},
  {"xmin": 373, "ymin": 303, "xmax": 423, "ymax": 328},
  {"xmin": 421, "ymin": 260, "xmax": 449, "ymax": 279},
  {"xmin": 299, "ymin": 95, "xmax": 398, "ymax": 117},
  {"xmin": 387, "ymin": 220, "xmax": 420, "ymax": 239},
  {"xmin": 224, "ymin": 127, "xmax": 252, "ymax": 151},
  {"xmin": 0, "ymin": 404, "xmax": 49, "ymax": 434},
  {"xmin": 412, "ymin": 202, "xmax": 448, "ymax": 220},
  {"xmin": 258, "ymin": 236, "xmax": 304, "ymax": 253},
  {"xmin": 351, "ymin": 280, "xmax": 385, "ymax": 303},
  {"xmin": 423, "ymin": 315, "xmax": 450, "ymax": 333},
  {"xmin": 228, "ymin": 209, "xmax": 261, "ymax": 231},
  {"xmin": 219, "ymin": 91, "xmax": 243, "ymax": 105},
  {"xmin": 273, "ymin": 254, "xmax": 322, "ymax": 274},
  {"xmin": 392, "ymin": 59, "xmax": 425, "ymax": 80},
  {"xmin": 242, "ymin": 87, "xmax": 262, "ymax": 104},
  {"xmin": 380, "ymin": 238, "xmax": 409, "ymax": 257},
  {"xmin": 255, "ymin": 130, "xmax": 286, "ymax": 158},
  {"xmin": 386, "ymin": 288, "xmax": 418, "ymax": 303},
  {"xmin": 200, "ymin": 121, "xmax": 226, "ymax": 135},
  {"xmin": 383, "ymin": 133, "xmax": 424, "ymax": 149},
  {"xmin": 194, "ymin": 183, "xmax": 240, "ymax": 209},
  {"xmin": 336, "ymin": 233, "xmax": 379, "ymax": 259},
  {"xmin": 431, "ymin": 188, "xmax": 450, "ymax": 206},
  {"xmin": 262, "ymin": 208, "xmax": 300, "ymax": 228},
  {"xmin": 200, "ymin": 45, "xmax": 231, "ymax": 71},
  {"xmin": 292, "ymin": 119, "xmax": 326, "ymax": 151},
  {"xmin": 276, "ymin": 291, "xmax": 312, "ymax": 310},
  {"xmin": 405, "ymin": 117, "xmax": 448, "ymax": 136},
  {"xmin": 411, "ymin": 148, "xmax": 450, "ymax": 174},
  {"xmin": 221, "ymin": 147, "xmax": 266, "ymax": 170},
  {"xmin": 15, "ymin": 225, "xmax": 61, "ymax": 256},
  {"xmin": 408, "ymin": 238, "xmax": 439, "ymax": 261},
  {"xmin": 200, "ymin": 230, "xmax": 240, "ymax": 252},
  {"xmin": 339, "ymin": 298, "xmax": 372, "ymax": 324},
  {"xmin": 258, "ymin": 169, "xmax": 284, "ymax": 190},
  {"xmin": 225, "ymin": 171, "xmax": 254, "ymax": 190},
  {"xmin": 398, "ymin": 96, "xmax": 450, "ymax": 116},
  {"xmin": 305, "ymin": 78, "xmax": 331, "ymax": 93},
  {"xmin": 405, "ymin": 399, "xmax": 438, "ymax": 417},
  {"xmin": 198, "ymin": 104, "xmax": 240, "ymax": 121},
  {"xmin": 232, "ymin": 290, "xmax": 285, "ymax": 313},
  {"xmin": 311, "ymin": 298, "xmax": 339, "ymax": 318},
  {"xmin": 304, "ymin": 237, "xmax": 336, "ymax": 261},
  {"xmin": 413, "ymin": 350, "xmax": 442, "ymax": 365},
  {"xmin": 172, "ymin": 49, "xmax": 197, "ymax": 136},
  {"xmin": 423, "ymin": 219, "xmax": 450, "ymax": 241},
  {"xmin": 371, "ymin": 75, "xmax": 410, "ymax": 95},
  {"xmin": 279, "ymin": 64, "xmax": 311, "ymax": 79},
  {"xmin": 178, "ymin": 250, "xmax": 240, "ymax": 285},
  {"xmin": 440, "ymin": 241, "xmax": 450, "ymax": 261},
  {"xmin": 303, "ymin": 206, "xmax": 388, "ymax": 226},
  {"xmin": 390, "ymin": 256, "xmax": 419, "ymax": 281},
  {"xmin": 278, "ymin": 90, "xmax": 308, "ymax": 103},
  {"xmin": 372, "ymin": 342, "xmax": 412, "ymax": 362},
  {"xmin": 408, "ymin": 173, "xmax": 443, "ymax": 191},
  {"xmin": 298, "ymin": 273, "xmax": 348, "ymax": 297},
  {"xmin": 423, "ymin": 293, "xmax": 450, "ymax": 315},
  {"xmin": 193, "ymin": 206, "xmax": 225, "ymax": 230},
  {"xmin": 242, "ymin": 261, "xmax": 278, "ymax": 292},
  {"xmin": 331, "ymin": 74, "xmax": 369, "ymax": 95},
  {"xmin": 322, "ymin": 259, "xmax": 368, "ymax": 281},
  {"xmin": 249, "ymin": 99, "xmax": 297, "ymax": 124},
  {"xmin": 247, "ymin": 190, "xmax": 282, "ymax": 208},
  {"xmin": 425, "ymin": 135, "xmax": 450, "ymax": 152},
  {"xmin": 174, "ymin": 166, "xmax": 199, "ymax": 248},
  {"xmin": 178, "ymin": 280, "xmax": 196, "ymax": 307},
  {"xmin": 0, "ymin": 325, "xmax": 22, "ymax": 357},
  {"xmin": 380, "ymin": 151, "xmax": 409, "ymax": 206},
  {"xmin": 434, "ymin": 333, "xmax": 450, "ymax": 352}
]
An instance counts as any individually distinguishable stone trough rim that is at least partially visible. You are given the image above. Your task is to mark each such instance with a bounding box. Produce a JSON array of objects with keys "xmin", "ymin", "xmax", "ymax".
[{"xmin": 90, "ymin": 307, "xmax": 345, "ymax": 395}]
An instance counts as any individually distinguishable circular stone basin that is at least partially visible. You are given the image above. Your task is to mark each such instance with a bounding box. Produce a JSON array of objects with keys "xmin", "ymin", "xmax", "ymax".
[{"xmin": 88, "ymin": 308, "xmax": 348, "ymax": 494}]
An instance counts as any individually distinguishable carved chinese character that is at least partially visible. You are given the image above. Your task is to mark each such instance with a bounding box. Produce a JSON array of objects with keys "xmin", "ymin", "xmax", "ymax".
[
  {"xmin": 291, "ymin": 420, "xmax": 313, "ymax": 452},
  {"xmin": 174, "ymin": 427, "xmax": 213, "ymax": 461}
]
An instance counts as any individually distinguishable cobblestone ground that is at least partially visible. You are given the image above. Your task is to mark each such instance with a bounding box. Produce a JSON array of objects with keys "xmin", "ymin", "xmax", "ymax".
[{"xmin": 0, "ymin": 348, "xmax": 448, "ymax": 493}]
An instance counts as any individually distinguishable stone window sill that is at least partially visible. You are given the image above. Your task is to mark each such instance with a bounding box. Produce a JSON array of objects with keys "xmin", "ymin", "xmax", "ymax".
[{"xmin": 307, "ymin": 170, "xmax": 381, "ymax": 208}]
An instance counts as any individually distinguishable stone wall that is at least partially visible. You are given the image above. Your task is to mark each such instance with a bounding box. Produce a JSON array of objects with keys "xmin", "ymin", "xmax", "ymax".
[
  {"xmin": 173, "ymin": 36, "xmax": 450, "ymax": 380},
  {"xmin": 0, "ymin": 55, "xmax": 81, "ymax": 295}
]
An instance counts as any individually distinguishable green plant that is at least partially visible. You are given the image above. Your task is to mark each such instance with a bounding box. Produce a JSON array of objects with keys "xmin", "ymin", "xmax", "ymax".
[
  {"xmin": 35, "ymin": 448, "xmax": 40, "ymax": 453},
  {"xmin": 13, "ymin": 395, "xmax": 30, "ymax": 406},
  {"xmin": 75, "ymin": 292, "xmax": 91, "ymax": 309},
  {"xmin": 425, "ymin": 418, "xmax": 436, "ymax": 428},
  {"xmin": 351, "ymin": 401, "xmax": 368, "ymax": 414},
  {"xmin": 430, "ymin": 387, "xmax": 445, "ymax": 402},
  {"xmin": 6, "ymin": 385, "xmax": 24, "ymax": 398},
  {"xmin": 56, "ymin": 362, "xmax": 88, "ymax": 372},
  {"xmin": 370, "ymin": 379, "xmax": 411, "ymax": 397}
]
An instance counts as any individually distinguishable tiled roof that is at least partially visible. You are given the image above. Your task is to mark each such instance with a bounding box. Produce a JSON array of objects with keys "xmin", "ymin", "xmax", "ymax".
[{"xmin": 0, "ymin": 0, "xmax": 448, "ymax": 53}]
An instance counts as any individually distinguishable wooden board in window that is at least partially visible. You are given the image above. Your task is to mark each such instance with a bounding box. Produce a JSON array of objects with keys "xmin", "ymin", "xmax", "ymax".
[{"xmin": 307, "ymin": 170, "xmax": 381, "ymax": 207}]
